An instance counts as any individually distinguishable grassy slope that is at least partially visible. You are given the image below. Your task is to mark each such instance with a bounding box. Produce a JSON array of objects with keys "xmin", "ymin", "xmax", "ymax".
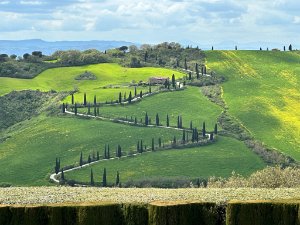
[
  {"xmin": 0, "ymin": 116, "xmax": 182, "ymax": 186},
  {"xmin": 80, "ymin": 86, "xmax": 221, "ymax": 129},
  {"xmin": 206, "ymin": 50, "xmax": 300, "ymax": 160},
  {"xmin": 0, "ymin": 63, "xmax": 184, "ymax": 103},
  {"xmin": 66, "ymin": 135, "xmax": 265, "ymax": 183}
]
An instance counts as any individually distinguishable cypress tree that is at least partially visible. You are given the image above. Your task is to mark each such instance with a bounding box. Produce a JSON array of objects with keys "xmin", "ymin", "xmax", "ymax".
[
  {"xmin": 211, "ymin": 46, "xmax": 214, "ymax": 51},
  {"xmin": 71, "ymin": 94, "xmax": 74, "ymax": 105},
  {"xmin": 182, "ymin": 130, "xmax": 186, "ymax": 143},
  {"xmin": 104, "ymin": 144, "xmax": 107, "ymax": 159},
  {"xmin": 97, "ymin": 151, "xmax": 100, "ymax": 160},
  {"xmin": 119, "ymin": 92, "xmax": 122, "ymax": 103},
  {"xmin": 196, "ymin": 178, "xmax": 200, "ymax": 187},
  {"xmin": 62, "ymin": 103, "xmax": 65, "ymax": 113},
  {"xmin": 116, "ymin": 171, "xmax": 120, "ymax": 187},
  {"xmin": 134, "ymin": 86, "xmax": 137, "ymax": 96},
  {"xmin": 195, "ymin": 128, "xmax": 199, "ymax": 142},
  {"xmin": 210, "ymin": 132, "xmax": 214, "ymax": 141},
  {"xmin": 172, "ymin": 74, "xmax": 176, "ymax": 88},
  {"xmin": 196, "ymin": 63, "xmax": 199, "ymax": 79},
  {"xmin": 134, "ymin": 117, "xmax": 137, "ymax": 124},
  {"xmin": 214, "ymin": 123, "xmax": 218, "ymax": 134},
  {"xmin": 201, "ymin": 66, "xmax": 204, "ymax": 76},
  {"xmin": 166, "ymin": 114, "xmax": 169, "ymax": 127},
  {"xmin": 137, "ymin": 141, "xmax": 140, "ymax": 153},
  {"xmin": 289, "ymin": 44, "xmax": 292, "ymax": 51},
  {"xmin": 55, "ymin": 157, "xmax": 59, "ymax": 174},
  {"xmin": 94, "ymin": 106, "xmax": 97, "ymax": 116},
  {"xmin": 283, "ymin": 46, "xmax": 286, "ymax": 51},
  {"xmin": 102, "ymin": 168, "xmax": 107, "ymax": 187},
  {"xmin": 80, "ymin": 152, "xmax": 83, "ymax": 166},
  {"xmin": 116, "ymin": 145, "xmax": 122, "ymax": 158},
  {"xmin": 204, "ymin": 66, "xmax": 207, "ymax": 75},
  {"xmin": 184, "ymin": 57, "xmax": 187, "ymax": 70},
  {"xmin": 90, "ymin": 169, "xmax": 95, "ymax": 186},
  {"xmin": 83, "ymin": 93, "xmax": 87, "ymax": 106},
  {"xmin": 164, "ymin": 79, "xmax": 168, "ymax": 88},
  {"xmin": 260, "ymin": 47, "xmax": 262, "ymax": 51},
  {"xmin": 140, "ymin": 90, "xmax": 143, "ymax": 98},
  {"xmin": 156, "ymin": 113, "xmax": 159, "ymax": 126},
  {"xmin": 144, "ymin": 51, "xmax": 148, "ymax": 62},
  {"xmin": 140, "ymin": 140, "xmax": 143, "ymax": 153},
  {"xmin": 173, "ymin": 136, "xmax": 176, "ymax": 145},
  {"xmin": 158, "ymin": 137, "xmax": 162, "ymax": 148},
  {"xmin": 88, "ymin": 154, "xmax": 91, "ymax": 163},
  {"xmin": 61, "ymin": 169, "xmax": 65, "ymax": 180},
  {"xmin": 152, "ymin": 138, "xmax": 155, "ymax": 151},
  {"xmin": 202, "ymin": 122, "xmax": 206, "ymax": 137},
  {"xmin": 235, "ymin": 46, "xmax": 237, "ymax": 50},
  {"xmin": 189, "ymin": 72, "xmax": 192, "ymax": 80},
  {"xmin": 128, "ymin": 91, "xmax": 132, "ymax": 103},
  {"xmin": 74, "ymin": 103, "xmax": 77, "ymax": 115},
  {"xmin": 190, "ymin": 121, "xmax": 193, "ymax": 130},
  {"xmin": 94, "ymin": 95, "xmax": 97, "ymax": 105},
  {"xmin": 145, "ymin": 112, "xmax": 149, "ymax": 125}
]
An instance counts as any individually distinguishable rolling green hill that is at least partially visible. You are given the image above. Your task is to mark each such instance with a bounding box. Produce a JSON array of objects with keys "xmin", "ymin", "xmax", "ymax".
[
  {"xmin": 206, "ymin": 50, "xmax": 300, "ymax": 160},
  {"xmin": 66, "ymin": 135, "xmax": 265, "ymax": 184},
  {"xmin": 0, "ymin": 63, "xmax": 184, "ymax": 103}
]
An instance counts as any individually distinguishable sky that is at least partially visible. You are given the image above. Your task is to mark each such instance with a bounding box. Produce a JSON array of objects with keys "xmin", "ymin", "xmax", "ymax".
[{"xmin": 0, "ymin": 0, "xmax": 299, "ymax": 47}]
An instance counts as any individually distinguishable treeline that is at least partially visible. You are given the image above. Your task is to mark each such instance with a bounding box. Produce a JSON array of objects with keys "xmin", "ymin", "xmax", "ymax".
[{"xmin": 118, "ymin": 42, "xmax": 205, "ymax": 69}]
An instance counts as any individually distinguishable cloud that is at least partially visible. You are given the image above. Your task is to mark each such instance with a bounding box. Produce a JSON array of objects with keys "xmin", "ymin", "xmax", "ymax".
[{"xmin": 0, "ymin": 0, "xmax": 299, "ymax": 45}]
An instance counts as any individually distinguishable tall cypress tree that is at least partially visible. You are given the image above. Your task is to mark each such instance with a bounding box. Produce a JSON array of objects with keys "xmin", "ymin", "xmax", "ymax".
[
  {"xmin": 140, "ymin": 140, "xmax": 143, "ymax": 153},
  {"xmin": 182, "ymin": 130, "xmax": 186, "ymax": 143},
  {"xmin": 137, "ymin": 141, "xmax": 140, "ymax": 153},
  {"xmin": 152, "ymin": 138, "xmax": 155, "ymax": 151},
  {"xmin": 74, "ymin": 103, "xmax": 77, "ymax": 115},
  {"xmin": 156, "ymin": 113, "xmax": 159, "ymax": 126},
  {"xmin": 145, "ymin": 112, "xmax": 149, "ymax": 125},
  {"xmin": 189, "ymin": 72, "xmax": 192, "ymax": 80},
  {"xmin": 119, "ymin": 92, "xmax": 122, "ymax": 103},
  {"xmin": 55, "ymin": 157, "xmax": 60, "ymax": 174},
  {"xmin": 184, "ymin": 57, "xmax": 187, "ymax": 70},
  {"xmin": 90, "ymin": 169, "xmax": 95, "ymax": 186},
  {"xmin": 196, "ymin": 63, "xmax": 200, "ymax": 79},
  {"xmin": 62, "ymin": 103, "xmax": 65, "ymax": 113},
  {"xmin": 71, "ymin": 94, "xmax": 74, "ymax": 105},
  {"xmin": 289, "ymin": 44, "xmax": 292, "ymax": 51},
  {"xmin": 104, "ymin": 144, "xmax": 107, "ymax": 159},
  {"xmin": 61, "ymin": 169, "xmax": 65, "ymax": 181},
  {"xmin": 173, "ymin": 136, "xmax": 176, "ymax": 145},
  {"xmin": 202, "ymin": 122, "xmax": 206, "ymax": 137},
  {"xmin": 210, "ymin": 132, "xmax": 214, "ymax": 141},
  {"xmin": 166, "ymin": 114, "xmax": 169, "ymax": 127},
  {"xmin": 158, "ymin": 137, "xmax": 162, "ymax": 148},
  {"xmin": 172, "ymin": 74, "xmax": 176, "ymax": 88},
  {"xmin": 128, "ymin": 91, "xmax": 132, "ymax": 103},
  {"xmin": 88, "ymin": 154, "xmax": 91, "ymax": 163},
  {"xmin": 116, "ymin": 171, "xmax": 120, "ymax": 187},
  {"xmin": 80, "ymin": 151, "xmax": 83, "ymax": 166},
  {"xmin": 214, "ymin": 123, "xmax": 218, "ymax": 134},
  {"xmin": 102, "ymin": 168, "xmax": 107, "ymax": 187},
  {"xmin": 201, "ymin": 66, "xmax": 204, "ymax": 76},
  {"xmin": 140, "ymin": 90, "xmax": 143, "ymax": 98},
  {"xmin": 94, "ymin": 95, "xmax": 97, "ymax": 105},
  {"xmin": 134, "ymin": 86, "xmax": 137, "ymax": 96},
  {"xmin": 83, "ymin": 93, "xmax": 87, "ymax": 106},
  {"xmin": 97, "ymin": 151, "xmax": 100, "ymax": 160},
  {"xmin": 190, "ymin": 121, "xmax": 193, "ymax": 130}
]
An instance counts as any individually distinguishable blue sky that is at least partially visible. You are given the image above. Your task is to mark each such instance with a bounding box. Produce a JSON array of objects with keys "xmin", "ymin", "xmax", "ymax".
[{"xmin": 0, "ymin": 0, "xmax": 299, "ymax": 46}]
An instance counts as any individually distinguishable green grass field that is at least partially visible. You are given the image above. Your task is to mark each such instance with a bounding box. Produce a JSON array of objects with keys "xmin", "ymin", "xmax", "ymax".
[
  {"xmin": 66, "ymin": 135, "xmax": 265, "ymax": 183},
  {"xmin": 0, "ymin": 116, "xmax": 183, "ymax": 186},
  {"xmin": 79, "ymin": 86, "xmax": 222, "ymax": 129},
  {"xmin": 206, "ymin": 50, "xmax": 300, "ymax": 160},
  {"xmin": 0, "ymin": 63, "xmax": 184, "ymax": 102}
]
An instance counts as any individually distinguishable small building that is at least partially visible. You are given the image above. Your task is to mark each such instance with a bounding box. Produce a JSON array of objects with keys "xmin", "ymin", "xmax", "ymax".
[{"xmin": 149, "ymin": 77, "xmax": 169, "ymax": 85}]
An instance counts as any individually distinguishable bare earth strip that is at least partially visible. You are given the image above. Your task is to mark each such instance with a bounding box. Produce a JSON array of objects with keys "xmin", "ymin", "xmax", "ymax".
[{"xmin": 0, "ymin": 187, "xmax": 299, "ymax": 205}]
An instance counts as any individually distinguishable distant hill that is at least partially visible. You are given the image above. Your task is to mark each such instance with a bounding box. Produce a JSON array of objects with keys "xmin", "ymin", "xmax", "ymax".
[{"xmin": 0, "ymin": 39, "xmax": 135, "ymax": 56}]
